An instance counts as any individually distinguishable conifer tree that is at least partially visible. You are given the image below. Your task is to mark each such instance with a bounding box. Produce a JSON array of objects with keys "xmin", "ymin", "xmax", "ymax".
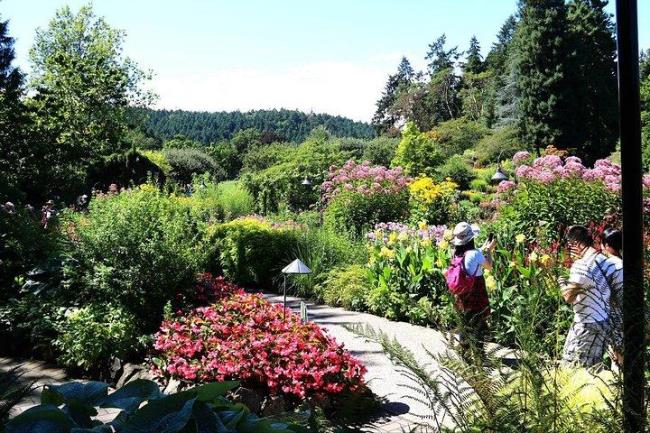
[
  {"xmin": 463, "ymin": 36, "xmax": 484, "ymax": 74},
  {"xmin": 565, "ymin": 0, "xmax": 618, "ymax": 162},
  {"xmin": 514, "ymin": 0, "xmax": 570, "ymax": 153},
  {"xmin": 372, "ymin": 57, "xmax": 416, "ymax": 134}
]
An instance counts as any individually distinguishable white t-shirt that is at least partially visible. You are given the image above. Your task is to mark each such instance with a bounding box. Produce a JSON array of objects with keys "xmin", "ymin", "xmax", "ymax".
[
  {"xmin": 464, "ymin": 249, "xmax": 486, "ymax": 276},
  {"xmin": 568, "ymin": 249, "xmax": 611, "ymax": 323}
]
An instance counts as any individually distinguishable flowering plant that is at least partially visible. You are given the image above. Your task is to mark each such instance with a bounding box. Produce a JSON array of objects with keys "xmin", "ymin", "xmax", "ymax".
[
  {"xmin": 153, "ymin": 291, "xmax": 367, "ymax": 399},
  {"xmin": 173, "ymin": 273, "xmax": 244, "ymax": 311},
  {"xmin": 365, "ymin": 222, "xmax": 454, "ymax": 325},
  {"xmin": 321, "ymin": 160, "xmax": 410, "ymax": 204},
  {"xmin": 408, "ymin": 177, "xmax": 459, "ymax": 225}
]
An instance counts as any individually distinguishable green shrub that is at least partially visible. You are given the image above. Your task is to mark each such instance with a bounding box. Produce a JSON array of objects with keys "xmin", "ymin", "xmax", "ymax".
[
  {"xmin": 474, "ymin": 125, "xmax": 523, "ymax": 165},
  {"xmin": 215, "ymin": 181, "xmax": 254, "ymax": 220},
  {"xmin": 243, "ymin": 138, "xmax": 344, "ymax": 213},
  {"xmin": 392, "ymin": 122, "xmax": 444, "ymax": 176},
  {"xmin": 323, "ymin": 191, "xmax": 410, "ymax": 238},
  {"xmin": 62, "ymin": 186, "xmax": 207, "ymax": 332},
  {"xmin": 163, "ymin": 148, "xmax": 226, "ymax": 184},
  {"xmin": 205, "ymin": 216, "xmax": 299, "ymax": 289},
  {"xmin": 436, "ymin": 154, "xmax": 475, "ymax": 190},
  {"xmin": 361, "ymin": 137, "xmax": 399, "ymax": 166},
  {"xmin": 55, "ymin": 303, "xmax": 140, "ymax": 371},
  {"xmin": 469, "ymin": 178, "xmax": 489, "ymax": 192},
  {"xmin": 316, "ymin": 265, "xmax": 369, "ymax": 310},
  {"xmin": 86, "ymin": 150, "xmax": 165, "ymax": 190},
  {"xmin": 506, "ymin": 178, "xmax": 620, "ymax": 234},
  {"xmin": 0, "ymin": 208, "xmax": 57, "ymax": 297},
  {"xmin": 434, "ymin": 117, "xmax": 491, "ymax": 158},
  {"xmin": 290, "ymin": 228, "xmax": 367, "ymax": 298}
]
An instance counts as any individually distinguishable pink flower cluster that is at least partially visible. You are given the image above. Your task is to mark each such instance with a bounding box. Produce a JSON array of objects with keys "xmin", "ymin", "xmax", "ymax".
[
  {"xmin": 513, "ymin": 151, "xmax": 532, "ymax": 167},
  {"xmin": 513, "ymin": 155, "xmax": 649, "ymax": 192},
  {"xmin": 321, "ymin": 160, "xmax": 410, "ymax": 204},
  {"xmin": 496, "ymin": 180, "xmax": 516, "ymax": 193},
  {"xmin": 153, "ymin": 290, "xmax": 367, "ymax": 399}
]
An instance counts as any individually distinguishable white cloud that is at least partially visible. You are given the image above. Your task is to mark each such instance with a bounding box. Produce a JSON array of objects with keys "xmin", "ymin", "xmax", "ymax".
[{"xmin": 151, "ymin": 56, "xmax": 416, "ymax": 122}]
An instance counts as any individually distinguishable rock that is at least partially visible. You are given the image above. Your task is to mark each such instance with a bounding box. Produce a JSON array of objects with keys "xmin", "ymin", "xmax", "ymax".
[
  {"xmin": 115, "ymin": 363, "xmax": 140, "ymax": 389},
  {"xmin": 116, "ymin": 363, "xmax": 156, "ymax": 388},
  {"xmin": 231, "ymin": 387, "xmax": 263, "ymax": 414},
  {"xmin": 261, "ymin": 395, "xmax": 286, "ymax": 417},
  {"xmin": 163, "ymin": 378, "xmax": 182, "ymax": 395}
]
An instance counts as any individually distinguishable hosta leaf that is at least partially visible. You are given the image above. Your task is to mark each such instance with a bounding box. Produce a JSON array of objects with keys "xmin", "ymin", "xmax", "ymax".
[
  {"xmin": 101, "ymin": 379, "xmax": 163, "ymax": 413},
  {"xmin": 47, "ymin": 382, "xmax": 109, "ymax": 407},
  {"xmin": 120, "ymin": 393, "xmax": 197, "ymax": 433},
  {"xmin": 5, "ymin": 404, "xmax": 75, "ymax": 433}
]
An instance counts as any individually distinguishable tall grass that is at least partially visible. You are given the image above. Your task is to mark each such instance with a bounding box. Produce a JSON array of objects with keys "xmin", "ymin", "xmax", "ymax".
[{"xmin": 215, "ymin": 180, "xmax": 254, "ymax": 220}]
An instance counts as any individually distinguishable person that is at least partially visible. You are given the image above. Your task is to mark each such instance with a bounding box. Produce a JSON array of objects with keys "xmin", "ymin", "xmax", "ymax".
[
  {"xmin": 599, "ymin": 228, "xmax": 624, "ymax": 367},
  {"xmin": 560, "ymin": 225, "xmax": 610, "ymax": 368},
  {"xmin": 446, "ymin": 222, "xmax": 496, "ymax": 359}
]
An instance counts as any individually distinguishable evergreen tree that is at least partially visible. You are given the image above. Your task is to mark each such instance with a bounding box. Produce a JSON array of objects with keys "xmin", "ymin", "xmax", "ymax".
[
  {"xmin": 486, "ymin": 15, "xmax": 518, "ymax": 76},
  {"xmin": 372, "ymin": 57, "xmax": 416, "ymax": 135},
  {"xmin": 485, "ymin": 15, "xmax": 519, "ymax": 128},
  {"xmin": 463, "ymin": 36, "xmax": 484, "ymax": 74},
  {"xmin": 640, "ymin": 49, "xmax": 650, "ymax": 82},
  {"xmin": 565, "ymin": 0, "xmax": 618, "ymax": 162},
  {"xmin": 425, "ymin": 34, "xmax": 460, "ymax": 76},
  {"xmin": 514, "ymin": 0, "xmax": 571, "ymax": 153}
]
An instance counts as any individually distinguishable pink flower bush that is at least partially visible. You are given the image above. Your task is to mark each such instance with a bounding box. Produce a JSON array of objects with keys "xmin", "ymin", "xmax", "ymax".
[
  {"xmin": 513, "ymin": 151, "xmax": 532, "ymax": 167},
  {"xmin": 153, "ymin": 290, "xmax": 367, "ymax": 399},
  {"xmin": 513, "ymin": 155, "xmax": 649, "ymax": 192},
  {"xmin": 322, "ymin": 160, "xmax": 411, "ymax": 204},
  {"xmin": 496, "ymin": 180, "xmax": 516, "ymax": 193},
  {"xmin": 367, "ymin": 222, "xmax": 447, "ymax": 245}
]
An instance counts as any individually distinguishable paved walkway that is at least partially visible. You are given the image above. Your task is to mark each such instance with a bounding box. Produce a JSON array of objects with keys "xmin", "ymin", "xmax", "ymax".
[{"xmin": 263, "ymin": 293, "xmax": 458, "ymax": 432}]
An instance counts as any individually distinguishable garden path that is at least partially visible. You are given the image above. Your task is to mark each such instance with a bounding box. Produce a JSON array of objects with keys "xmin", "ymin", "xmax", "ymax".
[{"xmin": 262, "ymin": 292, "xmax": 460, "ymax": 432}]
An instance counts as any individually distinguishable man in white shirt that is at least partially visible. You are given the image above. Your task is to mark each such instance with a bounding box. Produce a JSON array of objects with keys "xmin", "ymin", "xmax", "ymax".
[{"xmin": 560, "ymin": 226, "xmax": 610, "ymax": 367}]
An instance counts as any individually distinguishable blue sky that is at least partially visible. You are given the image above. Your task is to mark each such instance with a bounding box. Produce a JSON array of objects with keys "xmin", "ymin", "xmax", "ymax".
[{"xmin": 3, "ymin": 0, "xmax": 649, "ymax": 121}]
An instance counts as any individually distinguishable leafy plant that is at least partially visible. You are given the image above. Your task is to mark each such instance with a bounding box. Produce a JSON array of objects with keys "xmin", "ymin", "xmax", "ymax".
[
  {"xmin": 5, "ymin": 379, "xmax": 307, "ymax": 433},
  {"xmin": 315, "ymin": 265, "xmax": 370, "ymax": 311},
  {"xmin": 163, "ymin": 148, "xmax": 226, "ymax": 184}
]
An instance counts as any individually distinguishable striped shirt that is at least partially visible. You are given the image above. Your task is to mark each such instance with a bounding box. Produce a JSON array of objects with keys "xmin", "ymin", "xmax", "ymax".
[{"xmin": 568, "ymin": 248, "xmax": 611, "ymax": 323}]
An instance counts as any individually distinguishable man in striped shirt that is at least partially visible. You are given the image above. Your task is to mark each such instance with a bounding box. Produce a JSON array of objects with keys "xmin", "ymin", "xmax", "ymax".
[{"xmin": 560, "ymin": 226, "xmax": 611, "ymax": 367}]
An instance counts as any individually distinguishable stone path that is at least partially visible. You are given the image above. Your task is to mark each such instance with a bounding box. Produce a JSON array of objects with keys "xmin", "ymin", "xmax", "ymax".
[{"xmin": 262, "ymin": 293, "xmax": 458, "ymax": 432}]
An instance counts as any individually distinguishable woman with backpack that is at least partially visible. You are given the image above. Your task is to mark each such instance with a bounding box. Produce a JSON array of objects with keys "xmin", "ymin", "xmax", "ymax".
[{"xmin": 445, "ymin": 222, "xmax": 496, "ymax": 359}]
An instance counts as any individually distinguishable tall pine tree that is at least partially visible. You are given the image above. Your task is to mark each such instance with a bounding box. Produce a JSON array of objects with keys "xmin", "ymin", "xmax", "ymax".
[
  {"xmin": 372, "ymin": 57, "xmax": 415, "ymax": 135},
  {"xmin": 463, "ymin": 36, "xmax": 485, "ymax": 73},
  {"xmin": 514, "ymin": 0, "xmax": 571, "ymax": 153},
  {"xmin": 565, "ymin": 0, "xmax": 618, "ymax": 162}
]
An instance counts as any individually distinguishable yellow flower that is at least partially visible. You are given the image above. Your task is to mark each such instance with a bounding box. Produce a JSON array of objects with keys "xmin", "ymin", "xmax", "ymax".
[
  {"xmin": 438, "ymin": 240, "xmax": 449, "ymax": 250},
  {"xmin": 485, "ymin": 275, "xmax": 497, "ymax": 292},
  {"xmin": 509, "ymin": 260, "xmax": 517, "ymax": 268},
  {"xmin": 405, "ymin": 246, "xmax": 413, "ymax": 254},
  {"xmin": 540, "ymin": 254, "xmax": 552, "ymax": 266},
  {"xmin": 515, "ymin": 234, "xmax": 526, "ymax": 244},
  {"xmin": 380, "ymin": 246, "xmax": 395, "ymax": 259},
  {"xmin": 388, "ymin": 232, "xmax": 398, "ymax": 245},
  {"xmin": 435, "ymin": 257, "xmax": 445, "ymax": 268},
  {"xmin": 443, "ymin": 229, "xmax": 453, "ymax": 241},
  {"xmin": 421, "ymin": 239, "xmax": 432, "ymax": 248},
  {"xmin": 418, "ymin": 221, "xmax": 428, "ymax": 230},
  {"xmin": 397, "ymin": 231, "xmax": 408, "ymax": 242},
  {"xmin": 529, "ymin": 251, "xmax": 539, "ymax": 263},
  {"xmin": 373, "ymin": 230, "xmax": 382, "ymax": 241}
]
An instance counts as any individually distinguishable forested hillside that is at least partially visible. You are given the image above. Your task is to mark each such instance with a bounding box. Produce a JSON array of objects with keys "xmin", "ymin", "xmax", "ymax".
[{"xmin": 140, "ymin": 108, "xmax": 376, "ymax": 143}]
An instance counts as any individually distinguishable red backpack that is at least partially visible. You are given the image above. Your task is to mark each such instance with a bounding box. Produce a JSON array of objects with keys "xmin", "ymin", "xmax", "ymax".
[{"xmin": 446, "ymin": 252, "xmax": 476, "ymax": 295}]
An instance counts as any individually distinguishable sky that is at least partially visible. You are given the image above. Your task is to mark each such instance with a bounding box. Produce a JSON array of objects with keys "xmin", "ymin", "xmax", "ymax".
[{"xmin": 2, "ymin": 0, "xmax": 650, "ymax": 122}]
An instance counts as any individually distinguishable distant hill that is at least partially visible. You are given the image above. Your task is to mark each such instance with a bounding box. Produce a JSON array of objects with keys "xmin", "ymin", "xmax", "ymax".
[{"xmin": 139, "ymin": 108, "xmax": 376, "ymax": 143}]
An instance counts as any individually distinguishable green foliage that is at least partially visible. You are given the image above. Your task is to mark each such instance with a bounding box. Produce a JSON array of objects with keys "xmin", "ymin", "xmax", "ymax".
[
  {"xmin": 163, "ymin": 148, "xmax": 226, "ymax": 184},
  {"xmin": 505, "ymin": 178, "xmax": 619, "ymax": 234},
  {"xmin": 315, "ymin": 265, "xmax": 369, "ymax": 311},
  {"xmin": 27, "ymin": 4, "xmax": 153, "ymax": 200},
  {"xmin": 436, "ymin": 154, "xmax": 475, "ymax": 190},
  {"xmin": 642, "ymin": 68, "xmax": 650, "ymax": 170},
  {"xmin": 392, "ymin": 122, "xmax": 444, "ymax": 176},
  {"xmin": 243, "ymin": 137, "xmax": 344, "ymax": 213},
  {"xmin": 162, "ymin": 134, "xmax": 202, "ymax": 149},
  {"xmin": 361, "ymin": 136, "xmax": 399, "ymax": 166},
  {"xmin": 323, "ymin": 191, "xmax": 410, "ymax": 238},
  {"xmin": 434, "ymin": 117, "xmax": 490, "ymax": 158},
  {"xmin": 213, "ymin": 181, "xmax": 254, "ymax": 221},
  {"xmin": 86, "ymin": 150, "xmax": 165, "ymax": 190},
  {"xmin": 62, "ymin": 187, "xmax": 207, "ymax": 332},
  {"xmin": 5, "ymin": 379, "xmax": 306, "ymax": 433},
  {"xmin": 474, "ymin": 125, "xmax": 523, "ymax": 165},
  {"xmin": 142, "ymin": 107, "xmax": 375, "ymax": 143},
  {"xmin": 372, "ymin": 57, "xmax": 416, "ymax": 135},
  {"xmin": 205, "ymin": 217, "xmax": 299, "ymax": 289},
  {"xmin": 54, "ymin": 303, "xmax": 140, "ymax": 371},
  {"xmin": 289, "ymin": 228, "xmax": 367, "ymax": 298}
]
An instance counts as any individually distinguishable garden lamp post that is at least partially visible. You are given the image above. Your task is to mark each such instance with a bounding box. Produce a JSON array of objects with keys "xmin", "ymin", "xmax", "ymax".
[
  {"xmin": 301, "ymin": 177, "xmax": 312, "ymax": 187},
  {"xmin": 490, "ymin": 166, "xmax": 509, "ymax": 184},
  {"xmin": 281, "ymin": 259, "xmax": 311, "ymax": 320}
]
